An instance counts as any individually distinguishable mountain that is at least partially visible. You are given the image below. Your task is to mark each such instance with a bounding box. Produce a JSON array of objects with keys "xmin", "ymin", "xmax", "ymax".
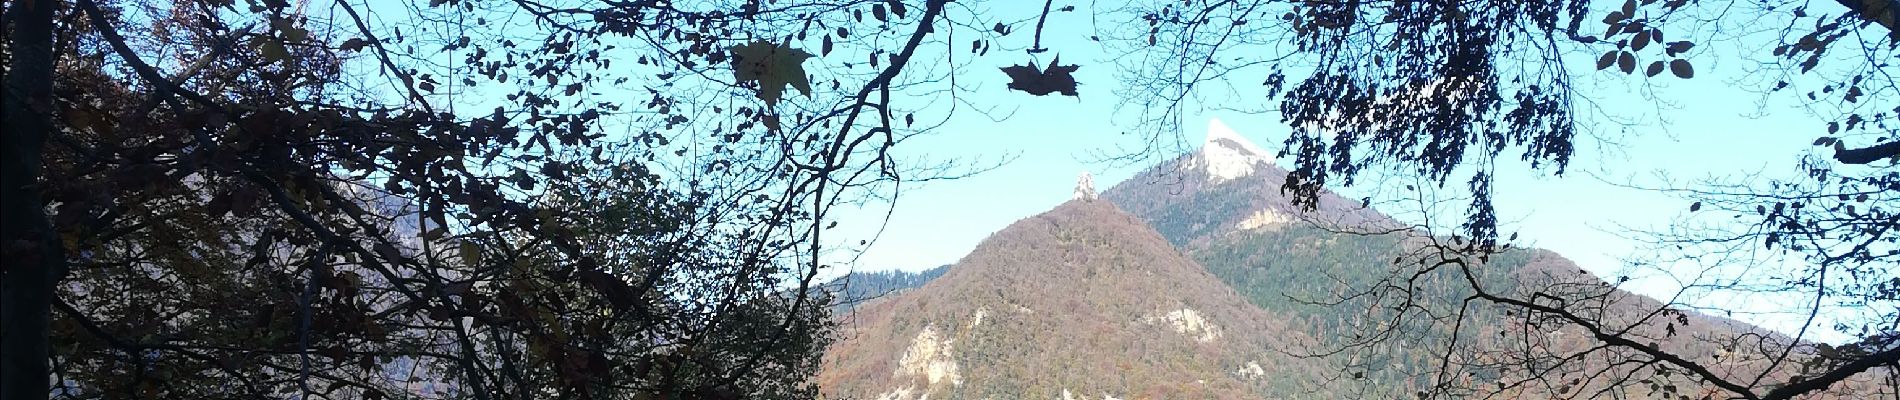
[
  {"xmin": 819, "ymin": 118, "xmax": 1887, "ymax": 400},
  {"xmin": 1099, "ymin": 118, "xmax": 1515, "ymax": 396},
  {"xmin": 817, "ymin": 199, "xmax": 1330, "ymax": 399},
  {"xmin": 1100, "ymin": 118, "xmax": 1887, "ymax": 398},
  {"xmin": 829, "ymin": 265, "xmax": 950, "ymax": 314},
  {"xmin": 1104, "ymin": 118, "xmax": 1392, "ymax": 249}
]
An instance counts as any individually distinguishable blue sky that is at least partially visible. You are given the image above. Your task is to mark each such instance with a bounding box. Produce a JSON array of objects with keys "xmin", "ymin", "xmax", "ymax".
[
  {"xmin": 342, "ymin": 0, "xmax": 1867, "ymax": 341},
  {"xmin": 816, "ymin": 1, "xmax": 1861, "ymax": 341}
]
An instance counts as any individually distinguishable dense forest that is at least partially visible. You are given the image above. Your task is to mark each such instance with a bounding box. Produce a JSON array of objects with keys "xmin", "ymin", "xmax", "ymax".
[{"xmin": 828, "ymin": 265, "xmax": 948, "ymax": 313}]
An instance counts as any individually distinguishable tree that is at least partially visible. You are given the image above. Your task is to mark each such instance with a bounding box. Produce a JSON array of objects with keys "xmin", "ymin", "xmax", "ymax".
[
  {"xmin": 1092, "ymin": 0, "xmax": 1896, "ymax": 399},
  {"xmin": 3, "ymin": 0, "xmax": 63, "ymax": 399},
  {"xmin": 4, "ymin": 0, "xmax": 988, "ymax": 399}
]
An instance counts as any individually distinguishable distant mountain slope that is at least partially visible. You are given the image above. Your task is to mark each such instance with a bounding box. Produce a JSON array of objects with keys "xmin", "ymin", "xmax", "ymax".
[
  {"xmin": 828, "ymin": 265, "xmax": 949, "ymax": 313},
  {"xmin": 818, "ymin": 200, "xmax": 1331, "ymax": 399},
  {"xmin": 1100, "ymin": 130, "xmax": 1512, "ymax": 396},
  {"xmin": 1100, "ymin": 118, "xmax": 1888, "ymax": 399}
]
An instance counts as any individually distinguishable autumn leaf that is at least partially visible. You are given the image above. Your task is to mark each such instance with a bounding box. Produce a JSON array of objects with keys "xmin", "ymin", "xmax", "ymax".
[
  {"xmin": 459, "ymin": 241, "xmax": 482, "ymax": 265},
  {"xmin": 728, "ymin": 40, "xmax": 815, "ymax": 108},
  {"xmin": 1669, "ymin": 59, "xmax": 1694, "ymax": 78},
  {"xmin": 255, "ymin": 37, "xmax": 291, "ymax": 64},
  {"xmin": 1000, "ymin": 56, "xmax": 1081, "ymax": 97},
  {"xmin": 339, "ymin": 38, "xmax": 369, "ymax": 52}
]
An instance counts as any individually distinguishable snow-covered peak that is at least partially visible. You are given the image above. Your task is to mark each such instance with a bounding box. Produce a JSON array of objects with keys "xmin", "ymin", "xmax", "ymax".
[{"xmin": 1198, "ymin": 118, "xmax": 1274, "ymax": 182}]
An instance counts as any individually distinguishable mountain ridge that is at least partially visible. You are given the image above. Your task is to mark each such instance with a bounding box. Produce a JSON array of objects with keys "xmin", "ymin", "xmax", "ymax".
[
  {"xmin": 1104, "ymin": 119, "xmax": 1395, "ymax": 249},
  {"xmin": 819, "ymin": 119, "xmax": 1889, "ymax": 399},
  {"xmin": 1098, "ymin": 120, "xmax": 1888, "ymax": 399},
  {"xmin": 818, "ymin": 199, "xmax": 1328, "ymax": 399}
]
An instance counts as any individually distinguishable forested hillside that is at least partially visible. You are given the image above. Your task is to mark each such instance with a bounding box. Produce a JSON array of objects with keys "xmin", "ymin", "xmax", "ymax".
[
  {"xmin": 819, "ymin": 200, "xmax": 1333, "ymax": 399},
  {"xmin": 817, "ymin": 127, "xmax": 1891, "ymax": 399},
  {"xmin": 1101, "ymin": 137, "xmax": 1891, "ymax": 399},
  {"xmin": 830, "ymin": 265, "xmax": 949, "ymax": 313}
]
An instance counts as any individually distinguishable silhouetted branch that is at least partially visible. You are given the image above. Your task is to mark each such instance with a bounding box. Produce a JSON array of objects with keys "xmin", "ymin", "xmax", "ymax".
[{"xmin": 1834, "ymin": 141, "xmax": 1900, "ymax": 165}]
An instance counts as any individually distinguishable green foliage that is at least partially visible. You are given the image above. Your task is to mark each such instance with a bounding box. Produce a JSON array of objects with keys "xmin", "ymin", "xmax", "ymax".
[{"xmin": 1185, "ymin": 224, "xmax": 1531, "ymax": 396}]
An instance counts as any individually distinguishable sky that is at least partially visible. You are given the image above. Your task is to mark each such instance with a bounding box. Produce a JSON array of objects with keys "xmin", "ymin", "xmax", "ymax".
[
  {"xmin": 334, "ymin": 0, "xmax": 1873, "ymax": 342},
  {"xmin": 813, "ymin": 1, "xmax": 1868, "ymax": 342}
]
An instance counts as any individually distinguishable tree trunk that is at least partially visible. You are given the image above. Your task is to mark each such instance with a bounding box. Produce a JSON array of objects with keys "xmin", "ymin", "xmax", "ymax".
[{"xmin": 3, "ymin": 1, "xmax": 62, "ymax": 399}]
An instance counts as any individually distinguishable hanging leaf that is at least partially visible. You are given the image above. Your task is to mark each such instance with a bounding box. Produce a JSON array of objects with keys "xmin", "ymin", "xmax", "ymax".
[
  {"xmin": 339, "ymin": 38, "xmax": 369, "ymax": 52},
  {"xmin": 1669, "ymin": 59, "xmax": 1694, "ymax": 78},
  {"xmin": 1000, "ymin": 56, "xmax": 1082, "ymax": 96},
  {"xmin": 258, "ymin": 38, "xmax": 291, "ymax": 64},
  {"xmin": 1645, "ymin": 61, "xmax": 1664, "ymax": 77},
  {"xmin": 459, "ymin": 241, "xmax": 482, "ymax": 265},
  {"xmin": 1666, "ymin": 41, "xmax": 1694, "ymax": 55},
  {"xmin": 888, "ymin": 0, "xmax": 908, "ymax": 18},
  {"xmin": 1596, "ymin": 51, "xmax": 1617, "ymax": 70},
  {"xmin": 1617, "ymin": 51, "xmax": 1636, "ymax": 73},
  {"xmin": 728, "ymin": 40, "xmax": 816, "ymax": 108}
]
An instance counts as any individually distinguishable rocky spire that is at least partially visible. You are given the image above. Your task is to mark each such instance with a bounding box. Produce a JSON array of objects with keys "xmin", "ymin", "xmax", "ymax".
[{"xmin": 1074, "ymin": 171, "xmax": 1097, "ymax": 201}]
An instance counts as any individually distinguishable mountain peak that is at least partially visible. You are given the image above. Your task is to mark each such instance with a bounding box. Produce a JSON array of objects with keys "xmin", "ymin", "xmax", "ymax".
[
  {"xmin": 1198, "ymin": 118, "xmax": 1275, "ymax": 182},
  {"xmin": 819, "ymin": 199, "xmax": 1316, "ymax": 399}
]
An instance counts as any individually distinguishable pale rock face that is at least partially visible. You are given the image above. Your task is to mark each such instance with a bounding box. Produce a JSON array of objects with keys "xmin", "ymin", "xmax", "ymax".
[
  {"xmin": 896, "ymin": 324, "xmax": 963, "ymax": 387},
  {"xmin": 968, "ymin": 306, "xmax": 989, "ymax": 329},
  {"xmin": 875, "ymin": 387, "xmax": 916, "ymax": 400},
  {"xmin": 1194, "ymin": 118, "xmax": 1275, "ymax": 183},
  {"xmin": 1144, "ymin": 308, "xmax": 1223, "ymax": 343},
  {"xmin": 1236, "ymin": 361, "xmax": 1267, "ymax": 379},
  {"xmin": 1235, "ymin": 208, "xmax": 1290, "ymax": 230},
  {"xmin": 1061, "ymin": 389, "xmax": 1123, "ymax": 400},
  {"xmin": 1074, "ymin": 171, "xmax": 1097, "ymax": 201}
]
